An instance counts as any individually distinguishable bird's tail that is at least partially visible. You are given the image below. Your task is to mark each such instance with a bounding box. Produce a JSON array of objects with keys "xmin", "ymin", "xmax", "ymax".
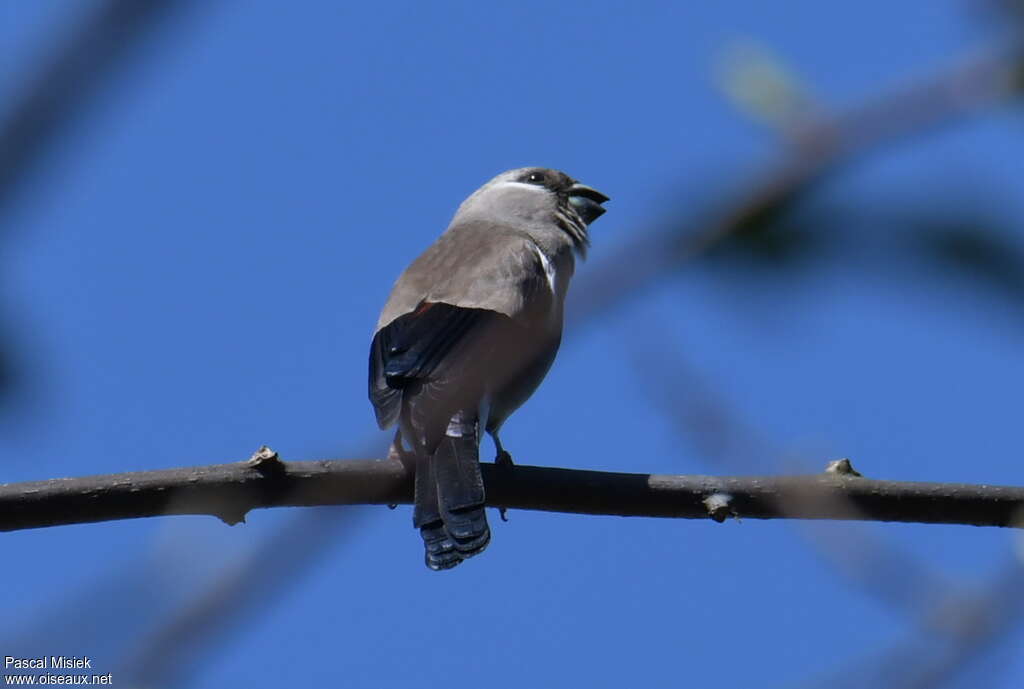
[{"xmin": 412, "ymin": 414, "xmax": 490, "ymax": 571}]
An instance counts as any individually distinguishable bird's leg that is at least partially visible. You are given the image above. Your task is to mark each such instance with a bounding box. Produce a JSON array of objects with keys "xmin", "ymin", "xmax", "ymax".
[
  {"xmin": 492, "ymin": 430, "xmax": 514, "ymax": 467},
  {"xmin": 388, "ymin": 429, "xmax": 416, "ymax": 472},
  {"xmin": 490, "ymin": 430, "xmax": 513, "ymax": 522},
  {"xmin": 383, "ymin": 430, "xmax": 414, "ymax": 510}
]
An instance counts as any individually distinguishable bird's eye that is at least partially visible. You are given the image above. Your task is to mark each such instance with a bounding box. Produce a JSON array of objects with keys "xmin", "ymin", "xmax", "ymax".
[{"xmin": 527, "ymin": 172, "xmax": 545, "ymax": 184}]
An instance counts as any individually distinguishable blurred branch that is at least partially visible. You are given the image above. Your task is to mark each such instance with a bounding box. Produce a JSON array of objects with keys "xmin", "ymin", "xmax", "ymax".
[
  {"xmin": 632, "ymin": 340, "xmax": 994, "ymax": 628},
  {"xmin": 887, "ymin": 562, "xmax": 1024, "ymax": 689},
  {"xmin": 0, "ymin": 0, "xmax": 197, "ymax": 407},
  {"xmin": 0, "ymin": 0, "xmax": 195, "ymax": 215},
  {"xmin": 570, "ymin": 44, "xmax": 1024, "ymax": 326},
  {"xmin": 2, "ymin": 450, "xmax": 1023, "ymax": 531},
  {"xmin": 118, "ymin": 507, "xmax": 355, "ymax": 688},
  {"xmin": 805, "ymin": 559, "xmax": 1024, "ymax": 689},
  {"xmin": 633, "ymin": 337, "xmax": 1024, "ymax": 689}
]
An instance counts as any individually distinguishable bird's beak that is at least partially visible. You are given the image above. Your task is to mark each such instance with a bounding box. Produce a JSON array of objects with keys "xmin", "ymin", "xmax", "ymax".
[{"xmin": 568, "ymin": 182, "xmax": 609, "ymax": 225}]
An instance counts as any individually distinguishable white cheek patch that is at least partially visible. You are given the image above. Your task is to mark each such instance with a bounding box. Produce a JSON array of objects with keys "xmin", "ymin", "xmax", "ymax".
[
  {"xmin": 496, "ymin": 181, "xmax": 549, "ymax": 194},
  {"xmin": 532, "ymin": 244, "xmax": 557, "ymax": 293}
]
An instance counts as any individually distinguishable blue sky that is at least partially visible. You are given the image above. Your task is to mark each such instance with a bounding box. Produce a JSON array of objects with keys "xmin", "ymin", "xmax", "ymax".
[{"xmin": 2, "ymin": 1, "xmax": 1023, "ymax": 687}]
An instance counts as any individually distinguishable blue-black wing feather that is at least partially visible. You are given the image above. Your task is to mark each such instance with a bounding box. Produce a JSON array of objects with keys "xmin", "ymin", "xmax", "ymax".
[{"xmin": 368, "ymin": 303, "xmax": 490, "ymax": 434}]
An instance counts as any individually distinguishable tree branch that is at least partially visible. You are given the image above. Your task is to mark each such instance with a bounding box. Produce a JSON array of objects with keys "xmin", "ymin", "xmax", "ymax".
[{"xmin": 2, "ymin": 450, "xmax": 1022, "ymax": 532}]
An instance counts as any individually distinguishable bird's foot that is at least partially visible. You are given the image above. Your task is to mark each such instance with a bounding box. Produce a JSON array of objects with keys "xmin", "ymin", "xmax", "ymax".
[
  {"xmin": 494, "ymin": 451, "xmax": 513, "ymax": 521},
  {"xmin": 495, "ymin": 450, "xmax": 514, "ymax": 468},
  {"xmin": 493, "ymin": 450, "xmax": 512, "ymax": 522}
]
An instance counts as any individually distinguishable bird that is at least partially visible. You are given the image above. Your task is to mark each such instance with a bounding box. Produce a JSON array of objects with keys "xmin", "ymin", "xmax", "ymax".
[{"xmin": 368, "ymin": 167, "xmax": 609, "ymax": 570}]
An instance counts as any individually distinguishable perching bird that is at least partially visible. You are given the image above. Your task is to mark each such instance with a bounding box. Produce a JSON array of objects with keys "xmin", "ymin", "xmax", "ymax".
[{"xmin": 368, "ymin": 167, "xmax": 608, "ymax": 570}]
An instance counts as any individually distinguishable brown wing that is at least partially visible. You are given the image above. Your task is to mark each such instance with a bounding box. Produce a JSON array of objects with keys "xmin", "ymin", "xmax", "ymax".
[{"xmin": 375, "ymin": 221, "xmax": 546, "ymax": 331}]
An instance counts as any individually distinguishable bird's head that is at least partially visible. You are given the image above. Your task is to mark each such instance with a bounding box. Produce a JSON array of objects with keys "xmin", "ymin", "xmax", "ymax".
[{"xmin": 455, "ymin": 167, "xmax": 609, "ymax": 256}]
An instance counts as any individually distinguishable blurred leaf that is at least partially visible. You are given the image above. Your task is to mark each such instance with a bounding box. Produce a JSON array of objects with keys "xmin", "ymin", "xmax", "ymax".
[{"xmin": 716, "ymin": 39, "xmax": 819, "ymax": 130}]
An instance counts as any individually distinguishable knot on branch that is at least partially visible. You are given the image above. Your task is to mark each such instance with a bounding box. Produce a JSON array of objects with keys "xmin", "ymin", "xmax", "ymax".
[
  {"xmin": 825, "ymin": 458, "xmax": 862, "ymax": 477},
  {"xmin": 703, "ymin": 492, "xmax": 735, "ymax": 523},
  {"xmin": 247, "ymin": 446, "xmax": 284, "ymax": 476}
]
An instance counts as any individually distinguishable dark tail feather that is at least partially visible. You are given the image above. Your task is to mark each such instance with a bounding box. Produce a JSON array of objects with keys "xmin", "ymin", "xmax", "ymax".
[
  {"xmin": 433, "ymin": 432, "xmax": 490, "ymax": 557},
  {"xmin": 412, "ymin": 453, "xmax": 462, "ymax": 571}
]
